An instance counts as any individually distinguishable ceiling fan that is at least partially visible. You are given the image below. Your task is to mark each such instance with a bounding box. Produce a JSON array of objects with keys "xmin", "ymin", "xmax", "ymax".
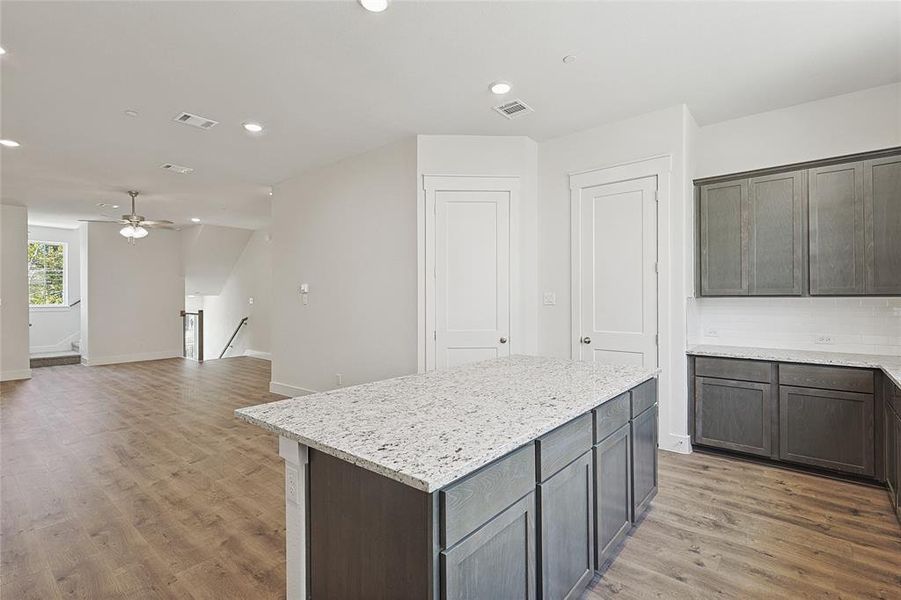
[{"xmin": 80, "ymin": 191, "xmax": 175, "ymax": 242}]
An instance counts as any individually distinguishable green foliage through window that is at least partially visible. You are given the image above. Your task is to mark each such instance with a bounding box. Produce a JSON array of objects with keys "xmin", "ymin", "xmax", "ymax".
[{"xmin": 28, "ymin": 241, "xmax": 66, "ymax": 306}]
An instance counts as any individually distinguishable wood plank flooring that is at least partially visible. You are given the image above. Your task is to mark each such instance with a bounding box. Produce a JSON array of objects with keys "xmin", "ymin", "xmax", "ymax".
[{"xmin": 2, "ymin": 357, "xmax": 899, "ymax": 599}]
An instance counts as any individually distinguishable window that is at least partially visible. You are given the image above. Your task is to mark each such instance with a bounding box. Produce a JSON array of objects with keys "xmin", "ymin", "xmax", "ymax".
[{"xmin": 28, "ymin": 240, "xmax": 67, "ymax": 307}]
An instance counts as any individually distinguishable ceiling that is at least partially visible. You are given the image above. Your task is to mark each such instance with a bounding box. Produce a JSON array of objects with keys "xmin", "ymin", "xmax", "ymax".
[{"xmin": 2, "ymin": 1, "xmax": 899, "ymax": 228}]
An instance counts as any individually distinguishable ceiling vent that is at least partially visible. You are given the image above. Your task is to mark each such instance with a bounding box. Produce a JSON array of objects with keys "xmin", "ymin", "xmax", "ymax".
[
  {"xmin": 172, "ymin": 112, "xmax": 219, "ymax": 130},
  {"xmin": 160, "ymin": 162, "xmax": 195, "ymax": 175},
  {"xmin": 493, "ymin": 99, "xmax": 534, "ymax": 120}
]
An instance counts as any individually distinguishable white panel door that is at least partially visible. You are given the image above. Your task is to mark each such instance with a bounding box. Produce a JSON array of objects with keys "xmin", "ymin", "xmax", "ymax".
[
  {"xmin": 576, "ymin": 175, "xmax": 657, "ymax": 367},
  {"xmin": 435, "ymin": 188, "xmax": 510, "ymax": 369}
]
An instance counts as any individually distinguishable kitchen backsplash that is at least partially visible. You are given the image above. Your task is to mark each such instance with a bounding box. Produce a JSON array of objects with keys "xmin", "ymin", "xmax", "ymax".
[{"xmin": 688, "ymin": 297, "xmax": 901, "ymax": 356}]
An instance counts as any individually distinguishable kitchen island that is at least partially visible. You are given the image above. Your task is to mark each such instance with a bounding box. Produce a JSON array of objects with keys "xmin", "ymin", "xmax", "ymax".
[{"xmin": 236, "ymin": 355, "xmax": 659, "ymax": 600}]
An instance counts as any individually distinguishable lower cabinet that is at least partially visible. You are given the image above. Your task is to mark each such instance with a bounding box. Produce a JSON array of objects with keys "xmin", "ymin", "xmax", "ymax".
[
  {"xmin": 632, "ymin": 404, "xmax": 659, "ymax": 519},
  {"xmin": 779, "ymin": 385, "xmax": 874, "ymax": 476},
  {"xmin": 694, "ymin": 376, "xmax": 774, "ymax": 457},
  {"xmin": 537, "ymin": 452, "xmax": 594, "ymax": 600},
  {"xmin": 441, "ymin": 493, "xmax": 537, "ymax": 600},
  {"xmin": 886, "ymin": 403, "xmax": 897, "ymax": 508},
  {"xmin": 594, "ymin": 424, "xmax": 631, "ymax": 568}
]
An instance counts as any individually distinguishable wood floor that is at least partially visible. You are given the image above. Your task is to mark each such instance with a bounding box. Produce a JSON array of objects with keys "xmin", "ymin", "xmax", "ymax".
[{"xmin": 2, "ymin": 358, "xmax": 899, "ymax": 599}]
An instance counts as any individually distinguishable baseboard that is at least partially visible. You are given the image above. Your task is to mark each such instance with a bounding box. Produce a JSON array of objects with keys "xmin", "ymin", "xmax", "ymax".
[
  {"xmin": 270, "ymin": 380, "xmax": 317, "ymax": 397},
  {"xmin": 82, "ymin": 350, "xmax": 182, "ymax": 367},
  {"xmin": 1, "ymin": 368, "xmax": 32, "ymax": 382},
  {"xmin": 244, "ymin": 349, "xmax": 272, "ymax": 361},
  {"xmin": 660, "ymin": 433, "xmax": 692, "ymax": 454}
]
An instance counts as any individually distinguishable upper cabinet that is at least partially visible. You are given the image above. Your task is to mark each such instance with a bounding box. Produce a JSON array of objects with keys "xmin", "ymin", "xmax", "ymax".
[
  {"xmin": 809, "ymin": 162, "xmax": 865, "ymax": 295},
  {"xmin": 864, "ymin": 156, "xmax": 901, "ymax": 295},
  {"xmin": 697, "ymin": 149, "xmax": 901, "ymax": 297}
]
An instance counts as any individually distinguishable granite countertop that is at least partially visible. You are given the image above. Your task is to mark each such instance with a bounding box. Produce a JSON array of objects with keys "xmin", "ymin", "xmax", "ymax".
[
  {"xmin": 236, "ymin": 355, "xmax": 657, "ymax": 492},
  {"xmin": 687, "ymin": 344, "xmax": 901, "ymax": 389}
]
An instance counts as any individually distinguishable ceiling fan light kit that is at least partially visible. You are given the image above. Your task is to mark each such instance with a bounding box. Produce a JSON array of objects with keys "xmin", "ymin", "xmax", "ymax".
[{"xmin": 80, "ymin": 190, "xmax": 174, "ymax": 243}]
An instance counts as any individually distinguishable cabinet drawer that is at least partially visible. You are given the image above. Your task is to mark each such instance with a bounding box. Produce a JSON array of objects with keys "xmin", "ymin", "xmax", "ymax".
[
  {"xmin": 779, "ymin": 363, "xmax": 874, "ymax": 393},
  {"xmin": 695, "ymin": 356, "xmax": 771, "ymax": 383},
  {"xmin": 631, "ymin": 378, "xmax": 658, "ymax": 417},
  {"xmin": 536, "ymin": 413, "xmax": 592, "ymax": 482},
  {"xmin": 594, "ymin": 392, "xmax": 630, "ymax": 443},
  {"xmin": 441, "ymin": 444, "xmax": 535, "ymax": 548}
]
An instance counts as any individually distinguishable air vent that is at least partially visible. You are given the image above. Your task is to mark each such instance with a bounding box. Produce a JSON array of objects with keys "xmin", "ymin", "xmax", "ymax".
[
  {"xmin": 172, "ymin": 112, "xmax": 219, "ymax": 130},
  {"xmin": 160, "ymin": 162, "xmax": 195, "ymax": 175},
  {"xmin": 493, "ymin": 99, "xmax": 534, "ymax": 120}
]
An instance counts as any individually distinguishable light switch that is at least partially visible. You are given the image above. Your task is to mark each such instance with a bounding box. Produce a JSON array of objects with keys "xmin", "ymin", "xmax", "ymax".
[
  {"xmin": 299, "ymin": 283, "xmax": 310, "ymax": 294},
  {"xmin": 543, "ymin": 292, "xmax": 556, "ymax": 306}
]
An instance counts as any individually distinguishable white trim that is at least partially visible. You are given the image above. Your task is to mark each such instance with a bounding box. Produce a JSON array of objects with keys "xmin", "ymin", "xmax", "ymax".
[
  {"xmin": 419, "ymin": 175, "xmax": 521, "ymax": 372},
  {"xmin": 270, "ymin": 380, "xmax": 317, "ymax": 397},
  {"xmin": 30, "ymin": 330, "xmax": 80, "ymax": 355},
  {"xmin": 243, "ymin": 349, "xmax": 272, "ymax": 361},
  {"xmin": 1, "ymin": 369, "xmax": 32, "ymax": 381},
  {"xmin": 662, "ymin": 433, "xmax": 692, "ymax": 454},
  {"xmin": 279, "ymin": 436, "xmax": 309, "ymax": 600},
  {"xmin": 81, "ymin": 350, "xmax": 181, "ymax": 366}
]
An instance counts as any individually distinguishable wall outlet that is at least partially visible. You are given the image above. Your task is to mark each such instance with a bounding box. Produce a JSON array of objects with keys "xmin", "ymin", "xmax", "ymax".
[
  {"xmin": 815, "ymin": 335, "xmax": 833, "ymax": 345},
  {"xmin": 248, "ymin": 297, "xmax": 254, "ymax": 305},
  {"xmin": 543, "ymin": 292, "xmax": 556, "ymax": 306},
  {"xmin": 336, "ymin": 373, "xmax": 343, "ymax": 386},
  {"xmin": 705, "ymin": 328, "xmax": 719, "ymax": 337},
  {"xmin": 285, "ymin": 466, "xmax": 299, "ymax": 504}
]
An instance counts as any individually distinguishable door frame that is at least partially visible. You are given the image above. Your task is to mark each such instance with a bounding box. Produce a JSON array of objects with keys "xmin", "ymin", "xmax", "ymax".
[
  {"xmin": 569, "ymin": 155, "xmax": 671, "ymax": 363},
  {"xmin": 419, "ymin": 175, "xmax": 521, "ymax": 372}
]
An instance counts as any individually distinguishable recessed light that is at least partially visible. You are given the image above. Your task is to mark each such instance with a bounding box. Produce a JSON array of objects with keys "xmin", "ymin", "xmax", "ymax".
[
  {"xmin": 112, "ymin": 205, "xmax": 119, "ymax": 209},
  {"xmin": 0, "ymin": 139, "xmax": 20, "ymax": 148},
  {"xmin": 490, "ymin": 81, "xmax": 512, "ymax": 95},
  {"xmin": 563, "ymin": 55, "xmax": 576, "ymax": 64},
  {"xmin": 243, "ymin": 122, "xmax": 264, "ymax": 133},
  {"xmin": 359, "ymin": 0, "xmax": 388, "ymax": 12},
  {"xmin": 191, "ymin": 217, "xmax": 201, "ymax": 223},
  {"xmin": 0, "ymin": 47, "xmax": 6, "ymax": 55},
  {"xmin": 124, "ymin": 109, "xmax": 139, "ymax": 117}
]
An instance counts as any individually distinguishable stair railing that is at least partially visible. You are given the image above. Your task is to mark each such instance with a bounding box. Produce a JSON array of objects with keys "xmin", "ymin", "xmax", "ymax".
[{"xmin": 219, "ymin": 317, "xmax": 249, "ymax": 359}]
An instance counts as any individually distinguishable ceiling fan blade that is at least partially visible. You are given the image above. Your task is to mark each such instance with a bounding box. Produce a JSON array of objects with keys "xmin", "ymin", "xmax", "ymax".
[
  {"xmin": 143, "ymin": 224, "xmax": 178, "ymax": 230},
  {"xmin": 139, "ymin": 219, "xmax": 174, "ymax": 226},
  {"xmin": 79, "ymin": 219, "xmax": 128, "ymax": 224}
]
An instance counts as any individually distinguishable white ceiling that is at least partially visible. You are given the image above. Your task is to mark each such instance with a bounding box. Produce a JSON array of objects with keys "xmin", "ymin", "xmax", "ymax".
[{"xmin": 2, "ymin": 1, "xmax": 899, "ymax": 228}]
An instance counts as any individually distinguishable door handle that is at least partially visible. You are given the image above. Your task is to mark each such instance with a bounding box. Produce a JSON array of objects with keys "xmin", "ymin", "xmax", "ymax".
[
  {"xmin": 581, "ymin": 336, "xmax": 591, "ymax": 344},
  {"xmin": 499, "ymin": 337, "xmax": 508, "ymax": 344}
]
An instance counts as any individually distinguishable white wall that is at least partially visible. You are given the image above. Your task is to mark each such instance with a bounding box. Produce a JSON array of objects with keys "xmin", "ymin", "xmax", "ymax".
[
  {"xmin": 271, "ymin": 138, "xmax": 418, "ymax": 394},
  {"xmin": 1, "ymin": 205, "xmax": 31, "ymax": 380},
  {"xmin": 80, "ymin": 223, "xmax": 184, "ymax": 365},
  {"xmin": 537, "ymin": 104, "xmax": 695, "ymax": 454},
  {"xmin": 697, "ymin": 82, "xmax": 901, "ymax": 178},
  {"xmin": 416, "ymin": 135, "xmax": 539, "ymax": 359},
  {"xmin": 691, "ymin": 82, "xmax": 901, "ymax": 354},
  {"xmin": 27, "ymin": 225, "xmax": 81, "ymax": 353},
  {"xmin": 194, "ymin": 229, "xmax": 272, "ymax": 360},
  {"xmin": 182, "ymin": 224, "xmax": 253, "ymax": 296}
]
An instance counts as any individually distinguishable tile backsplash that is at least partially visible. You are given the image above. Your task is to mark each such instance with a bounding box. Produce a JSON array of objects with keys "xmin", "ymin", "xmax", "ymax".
[{"xmin": 688, "ymin": 297, "xmax": 901, "ymax": 356}]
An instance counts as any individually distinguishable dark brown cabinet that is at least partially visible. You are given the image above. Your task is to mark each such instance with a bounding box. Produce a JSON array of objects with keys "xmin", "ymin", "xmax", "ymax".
[
  {"xmin": 690, "ymin": 354, "xmax": 881, "ymax": 480},
  {"xmin": 537, "ymin": 452, "xmax": 594, "ymax": 600},
  {"xmin": 594, "ymin": 424, "xmax": 631, "ymax": 568},
  {"xmin": 864, "ymin": 156, "xmax": 901, "ymax": 294},
  {"xmin": 696, "ymin": 148, "xmax": 901, "ymax": 297},
  {"xmin": 441, "ymin": 493, "xmax": 537, "ymax": 600},
  {"xmin": 631, "ymin": 403, "xmax": 658, "ymax": 519}
]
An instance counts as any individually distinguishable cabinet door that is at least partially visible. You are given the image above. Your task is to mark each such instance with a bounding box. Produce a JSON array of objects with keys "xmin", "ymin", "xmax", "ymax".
[
  {"xmin": 699, "ymin": 180, "xmax": 749, "ymax": 296},
  {"xmin": 595, "ymin": 424, "xmax": 631, "ymax": 569},
  {"xmin": 538, "ymin": 452, "xmax": 593, "ymax": 600},
  {"xmin": 894, "ymin": 413, "xmax": 901, "ymax": 517},
  {"xmin": 886, "ymin": 403, "xmax": 897, "ymax": 508},
  {"xmin": 748, "ymin": 171, "xmax": 805, "ymax": 295},
  {"xmin": 779, "ymin": 386, "xmax": 874, "ymax": 476},
  {"xmin": 631, "ymin": 404, "xmax": 658, "ymax": 520},
  {"xmin": 695, "ymin": 377, "xmax": 774, "ymax": 457},
  {"xmin": 809, "ymin": 162, "xmax": 866, "ymax": 295},
  {"xmin": 441, "ymin": 493, "xmax": 536, "ymax": 600},
  {"xmin": 864, "ymin": 156, "xmax": 901, "ymax": 294}
]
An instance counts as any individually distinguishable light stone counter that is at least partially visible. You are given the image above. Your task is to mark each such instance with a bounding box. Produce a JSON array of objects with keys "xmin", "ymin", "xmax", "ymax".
[
  {"xmin": 687, "ymin": 344, "xmax": 901, "ymax": 389},
  {"xmin": 236, "ymin": 355, "xmax": 657, "ymax": 492}
]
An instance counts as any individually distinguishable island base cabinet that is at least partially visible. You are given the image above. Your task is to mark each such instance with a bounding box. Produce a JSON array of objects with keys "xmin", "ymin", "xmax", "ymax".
[
  {"xmin": 595, "ymin": 424, "xmax": 631, "ymax": 569},
  {"xmin": 631, "ymin": 404, "xmax": 658, "ymax": 519},
  {"xmin": 440, "ymin": 493, "xmax": 537, "ymax": 600},
  {"xmin": 537, "ymin": 452, "xmax": 594, "ymax": 600}
]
